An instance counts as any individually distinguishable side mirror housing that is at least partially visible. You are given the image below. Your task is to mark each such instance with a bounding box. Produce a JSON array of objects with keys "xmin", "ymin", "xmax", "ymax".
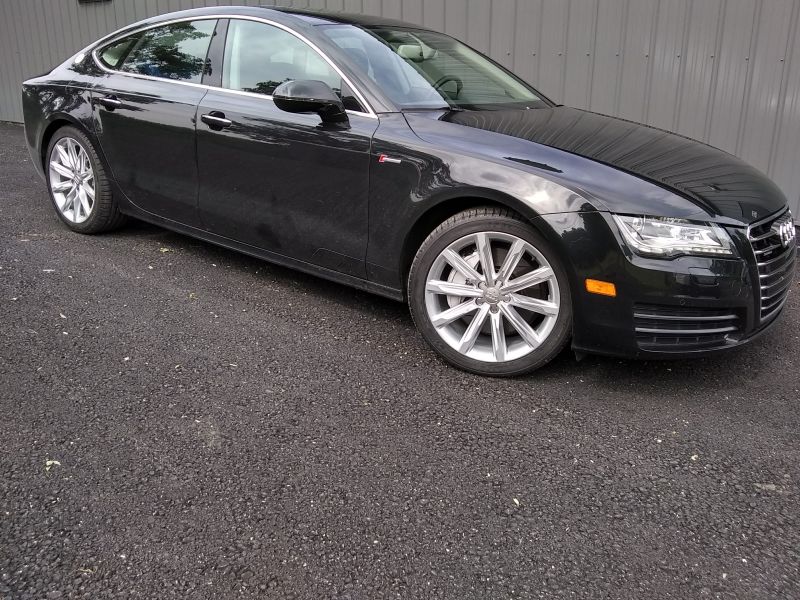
[{"xmin": 273, "ymin": 80, "xmax": 348, "ymax": 124}]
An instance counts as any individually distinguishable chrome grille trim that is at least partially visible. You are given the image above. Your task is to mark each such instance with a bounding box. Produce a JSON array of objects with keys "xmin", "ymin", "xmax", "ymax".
[
  {"xmin": 635, "ymin": 325, "xmax": 738, "ymax": 335},
  {"xmin": 633, "ymin": 304, "xmax": 742, "ymax": 352},
  {"xmin": 748, "ymin": 208, "xmax": 796, "ymax": 322},
  {"xmin": 632, "ymin": 312, "xmax": 737, "ymax": 322}
]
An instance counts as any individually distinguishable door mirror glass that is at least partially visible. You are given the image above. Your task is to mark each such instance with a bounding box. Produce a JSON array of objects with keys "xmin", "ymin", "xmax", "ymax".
[{"xmin": 273, "ymin": 80, "xmax": 348, "ymax": 124}]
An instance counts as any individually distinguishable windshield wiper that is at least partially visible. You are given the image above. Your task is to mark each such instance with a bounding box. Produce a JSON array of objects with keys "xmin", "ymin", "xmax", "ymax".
[{"xmin": 401, "ymin": 105, "xmax": 463, "ymax": 112}]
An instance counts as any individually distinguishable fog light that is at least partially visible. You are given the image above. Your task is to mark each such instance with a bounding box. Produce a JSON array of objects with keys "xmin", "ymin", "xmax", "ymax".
[{"xmin": 586, "ymin": 279, "xmax": 617, "ymax": 297}]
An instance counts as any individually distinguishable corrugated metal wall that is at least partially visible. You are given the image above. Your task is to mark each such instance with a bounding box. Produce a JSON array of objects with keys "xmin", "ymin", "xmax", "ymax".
[{"xmin": 1, "ymin": 0, "xmax": 799, "ymax": 213}]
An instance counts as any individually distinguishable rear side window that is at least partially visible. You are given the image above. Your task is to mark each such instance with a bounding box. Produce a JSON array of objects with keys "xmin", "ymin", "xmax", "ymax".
[
  {"xmin": 99, "ymin": 20, "xmax": 217, "ymax": 83},
  {"xmin": 98, "ymin": 35, "xmax": 141, "ymax": 69}
]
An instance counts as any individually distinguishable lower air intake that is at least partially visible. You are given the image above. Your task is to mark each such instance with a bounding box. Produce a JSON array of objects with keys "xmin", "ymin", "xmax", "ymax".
[{"xmin": 633, "ymin": 304, "xmax": 742, "ymax": 352}]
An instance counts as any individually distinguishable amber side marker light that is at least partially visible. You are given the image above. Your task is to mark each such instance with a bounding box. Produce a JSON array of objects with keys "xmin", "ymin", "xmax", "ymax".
[{"xmin": 585, "ymin": 279, "xmax": 617, "ymax": 297}]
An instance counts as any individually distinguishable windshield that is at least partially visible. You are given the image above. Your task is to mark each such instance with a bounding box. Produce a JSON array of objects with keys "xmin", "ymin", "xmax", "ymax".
[{"xmin": 320, "ymin": 25, "xmax": 548, "ymax": 111}]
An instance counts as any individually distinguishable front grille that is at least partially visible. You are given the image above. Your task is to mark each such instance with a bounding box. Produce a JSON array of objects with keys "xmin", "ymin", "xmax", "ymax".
[
  {"xmin": 748, "ymin": 209, "xmax": 796, "ymax": 322},
  {"xmin": 633, "ymin": 304, "xmax": 742, "ymax": 352}
]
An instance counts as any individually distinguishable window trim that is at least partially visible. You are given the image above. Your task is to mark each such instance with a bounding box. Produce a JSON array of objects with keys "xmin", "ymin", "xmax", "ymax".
[
  {"xmin": 114, "ymin": 19, "xmax": 216, "ymax": 84},
  {"xmin": 91, "ymin": 15, "xmax": 378, "ymax": 119},
  {"xmin": 97, "ymin": 33, "xmax": 142, "ymax": 70}
]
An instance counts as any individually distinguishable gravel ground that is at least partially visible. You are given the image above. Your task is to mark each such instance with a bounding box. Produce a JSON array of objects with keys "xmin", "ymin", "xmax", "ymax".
[{"xmin": 1, "ymin": 121, "xmax": 799, "ymax": 599}]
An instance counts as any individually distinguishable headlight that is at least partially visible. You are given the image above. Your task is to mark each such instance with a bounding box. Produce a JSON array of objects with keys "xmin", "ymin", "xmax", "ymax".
[{"xmin": 612, "ymin": 215, "xmax": 734, "ymax": 258}]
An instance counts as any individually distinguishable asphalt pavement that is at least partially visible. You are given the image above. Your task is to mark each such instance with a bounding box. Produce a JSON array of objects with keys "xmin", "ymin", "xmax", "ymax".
[{"xmin": 1, "ymin": 121, "xmax": 799, "ymax": 599}]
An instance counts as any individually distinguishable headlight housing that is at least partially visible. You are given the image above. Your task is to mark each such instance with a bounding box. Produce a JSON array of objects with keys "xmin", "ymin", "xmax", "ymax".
[{"xmin": 612, "ymin": 215, "xmax": 735, "ymax": 258}]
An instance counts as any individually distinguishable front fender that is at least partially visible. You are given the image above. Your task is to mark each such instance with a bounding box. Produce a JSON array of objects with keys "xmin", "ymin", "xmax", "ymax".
[{"xmin": 366, "ymin": 113, "xmax": 600, "ymax": 290}]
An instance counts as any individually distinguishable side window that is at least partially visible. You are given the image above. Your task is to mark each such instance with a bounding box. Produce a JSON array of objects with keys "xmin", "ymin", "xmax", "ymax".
[
  {"xmin": 98, "ymin": 34, "xmax": 141, "ymax": 69},
  {"xmin": 222, "ymin": 19, "xmax": 364, "ymax": 112},
  {"xmin": 118, "ymin": 20, "xmax": 216, "ymax": 83}
]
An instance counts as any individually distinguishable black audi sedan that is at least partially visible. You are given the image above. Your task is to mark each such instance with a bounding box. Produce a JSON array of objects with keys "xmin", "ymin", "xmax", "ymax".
[{"xmin": 22, "ymin": 6, "xmax": 796, "ymax": 376}]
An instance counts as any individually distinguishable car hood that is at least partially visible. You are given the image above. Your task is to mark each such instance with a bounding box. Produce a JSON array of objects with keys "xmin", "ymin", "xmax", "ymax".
[{"xmin": 440, "ymin": 106, "xmax": 787, "ymax": 224}]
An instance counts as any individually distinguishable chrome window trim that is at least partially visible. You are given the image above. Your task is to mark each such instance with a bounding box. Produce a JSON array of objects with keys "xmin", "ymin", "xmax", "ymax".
[{"xmin": 89, "ymin": 14, "xmax": 378, "ymax": 119}]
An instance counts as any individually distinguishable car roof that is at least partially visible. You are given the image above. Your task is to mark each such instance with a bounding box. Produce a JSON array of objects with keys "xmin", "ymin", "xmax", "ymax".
[
  {"xmin": 91, "ymin": 5, "xmax": 428, "ymax": 51},
  {"xmin": 267, "ymin": 7, "xmax": 431, "ymax": 30},
  {"xmin": 110, "ymin": 6, "xmax": 431, "ymax": 38}
]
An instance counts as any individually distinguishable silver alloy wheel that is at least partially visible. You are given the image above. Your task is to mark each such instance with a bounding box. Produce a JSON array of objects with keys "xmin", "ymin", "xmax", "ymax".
[
  {"xmin": 49, "ymin": 137, "xmax": 95, "ymax": 224},
  {"xmin": 424, "ymin": 231, "xmax": 560, "ymax": 363}
]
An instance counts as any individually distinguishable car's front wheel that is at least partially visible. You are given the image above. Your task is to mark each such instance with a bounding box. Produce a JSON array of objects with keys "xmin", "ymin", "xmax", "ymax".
[{"xmin": 408, "ymin": 208, "xmax": 572, "ymax": 377}]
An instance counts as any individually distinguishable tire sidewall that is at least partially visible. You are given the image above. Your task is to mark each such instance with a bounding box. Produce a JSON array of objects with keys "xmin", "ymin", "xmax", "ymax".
[{"xmin": 409, "ymin": 212, "xmax": 573, "ymax": 377}]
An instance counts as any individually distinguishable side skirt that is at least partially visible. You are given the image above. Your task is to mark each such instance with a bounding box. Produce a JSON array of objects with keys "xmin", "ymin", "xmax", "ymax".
[{"xmin": 120, "ymin": 203, "xmax": 405, "ymax": 303}]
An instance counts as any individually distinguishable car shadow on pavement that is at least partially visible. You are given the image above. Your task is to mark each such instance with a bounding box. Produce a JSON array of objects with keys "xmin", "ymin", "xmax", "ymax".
[{"xmin": 115, "ymin": 219, "xmax": 798, "ymax": 394}]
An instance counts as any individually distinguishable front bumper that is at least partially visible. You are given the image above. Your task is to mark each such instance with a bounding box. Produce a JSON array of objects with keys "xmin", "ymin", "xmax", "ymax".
[{"xmin": 537, "ymin": 210, "xmax": 796, "ymax": 359}]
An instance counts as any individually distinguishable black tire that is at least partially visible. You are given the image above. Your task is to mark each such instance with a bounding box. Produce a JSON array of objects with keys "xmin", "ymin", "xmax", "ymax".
[
  {"xmin": 45, "ymin": 126, "xmax": 126, "ymax": 234},
  {"xmin": 408, "ymin": 207, "xmax": 572, "ymax": 377}
]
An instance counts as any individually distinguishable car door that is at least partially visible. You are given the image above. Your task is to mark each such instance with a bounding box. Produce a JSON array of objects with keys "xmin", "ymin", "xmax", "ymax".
[
  {"xmin": 195, "ymin": 18, "xmax": 378, "ymax": 278},
  {"xmin": 91, "ymin": 19, "xmax": 218, "ymax": 227}
]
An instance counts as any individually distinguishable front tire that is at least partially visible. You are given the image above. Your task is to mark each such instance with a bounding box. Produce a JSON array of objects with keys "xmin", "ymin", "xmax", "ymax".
[
  {"xmin": 46, "ymin": 126, "xmax": 126, "ymax": 234},
  {"xmin": 408, "ymin": 207, "xmax": 572, "ymax": 377}
]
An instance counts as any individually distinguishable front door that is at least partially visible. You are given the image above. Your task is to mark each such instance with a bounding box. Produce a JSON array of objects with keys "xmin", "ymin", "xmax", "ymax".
[
  {"xmin": 195, "ymin": 18, "xmax": 377, "ymax": 278},
  {"xmin": 91, "ymin": 18, "xmax": 218, "ymax": 226}
]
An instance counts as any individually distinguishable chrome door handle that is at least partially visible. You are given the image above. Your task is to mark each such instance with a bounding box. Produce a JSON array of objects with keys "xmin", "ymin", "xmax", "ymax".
[
  {"xmin": 97, "ymin": 96, "xmax": 123, "ymax": 110},
  {"xmin": 201, "ymin": 112, "xmax": 232, "ymax": 130}
]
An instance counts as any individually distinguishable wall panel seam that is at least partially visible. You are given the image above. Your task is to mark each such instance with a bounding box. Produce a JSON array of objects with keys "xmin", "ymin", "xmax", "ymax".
[
  {"xmin": 735, "ymin": 0, "xmax": 761, "ymax": 156},
  {"xmin": 765, "ymin": 0, "xmax": 800, "ymax": 177}
]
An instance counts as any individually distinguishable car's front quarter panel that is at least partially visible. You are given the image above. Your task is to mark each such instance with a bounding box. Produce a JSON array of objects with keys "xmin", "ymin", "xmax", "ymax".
[
  {"xmin": 366, "ymin": 110, "xmax": 728, "ymax": 289},
  {"xmin": 366, "ymin": 113, "xmax": 599, "ymax": 289}
]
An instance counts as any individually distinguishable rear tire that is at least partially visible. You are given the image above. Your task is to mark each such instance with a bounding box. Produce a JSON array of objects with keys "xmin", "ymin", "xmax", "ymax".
[
  {"xmin": 408, "ymin": 207, "xmax": 572, "ymax": 377},
  {"xmin": 45, "ymin": 126, "xmax": 126, "ymax": 234}
]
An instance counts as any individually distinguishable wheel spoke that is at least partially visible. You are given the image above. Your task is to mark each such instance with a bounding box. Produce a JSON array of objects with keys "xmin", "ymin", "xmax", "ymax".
[
  {"xmin": 50, "ymin": 160, "xmax": 73, "ymax": 179},
  {"xmin": 426, "ymin": 280, "xmax": 484, "ymax": 298},
  {"xmin": 490, "ymin": 311, "xmax": 506, "ymax": 362},
  {"xmin": 508, "ymin": 293, "xmax": 559, "ymax": 316},
  {"xmin": 495, "ymin": 239, "xmax": 526, "ymax": 284},
  {"xmin": 67, "ymin": 140, "xmax": 79, "ymax": 169},
  {"xmin": 55, "ymin": 144, "xmax": 72, "ymax": 169},
  {"xmin": 51, "ymin": 180, "xmax": 73, "ymax": 193},
  {"xmin": 77, "ymin": 187, "xmax": 91, "ymax": 219},
  {"xmin": 501, "ymin": 266, "xmax": 554, "ymax": 294},
  {"xmin": 475, "ymin": 233, "xmax": 495, "ymax": 285},
  {"xmin": 500, "ymin": 304, "xmax": 542, "ymax": 349},
  {"xmin": 80, "ymin": 150, "xmax": 90, "ymax": 174},
  {"xmin": 431, "ymin": 300, "xmax": 479, "ymax": 328},
  {"xmin": 63, "ymin": 187, "xmax": 77, "ymax": 214},
  {"xmin": 82, "ymin": 181, "xmax": 95, "ymax": 200},
  {"xmin": 442, "ymin": 248, "xmax": 482, "ymax": 283},
  {"xmin": 458, "ymin": 304, "xmax": 489, "ymax": 354}
]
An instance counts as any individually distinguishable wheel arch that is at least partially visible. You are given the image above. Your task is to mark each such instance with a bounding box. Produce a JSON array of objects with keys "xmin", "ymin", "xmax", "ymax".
[
  {"xmin": 399, "ymin": 191, "xmax": 555, "ymax": 295},
  {"xmin": 39, "ymin": 115, "xmax": 92, "ymax": 171}
]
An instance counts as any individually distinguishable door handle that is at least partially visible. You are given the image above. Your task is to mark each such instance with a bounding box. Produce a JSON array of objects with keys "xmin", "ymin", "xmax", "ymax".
[
  {"xmin": 97, "ymin": 95, "xmax": 123, "ymax": 111},
  {"xmin": 201, "ymin": 112, "xmax": 233, "ymax": 130}
]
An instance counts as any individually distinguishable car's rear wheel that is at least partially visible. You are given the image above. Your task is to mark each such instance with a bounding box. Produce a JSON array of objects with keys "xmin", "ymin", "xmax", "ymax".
[
  {"xmin": 408, "ymin": 207, "xmax": 572, "ymax": 376},
  {"xmin": 46, "ymin": 126, "xmax": 125, "ymax": 233}
]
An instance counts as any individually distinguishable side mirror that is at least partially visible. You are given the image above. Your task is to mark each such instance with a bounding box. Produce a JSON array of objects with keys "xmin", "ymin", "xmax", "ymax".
[{"xmin": 273, "ymin": 80, "xmax": 348, "ymax": 124}]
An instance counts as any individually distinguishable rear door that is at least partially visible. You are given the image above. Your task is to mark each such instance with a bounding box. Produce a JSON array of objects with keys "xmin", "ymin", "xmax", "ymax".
[
  {"xmin": 195, "ymin": 18, "xmax": 378, "ymax": 278},
  {"xmin": 91, "ymin": 19, "xmax": 218, "ymax": 226}
]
